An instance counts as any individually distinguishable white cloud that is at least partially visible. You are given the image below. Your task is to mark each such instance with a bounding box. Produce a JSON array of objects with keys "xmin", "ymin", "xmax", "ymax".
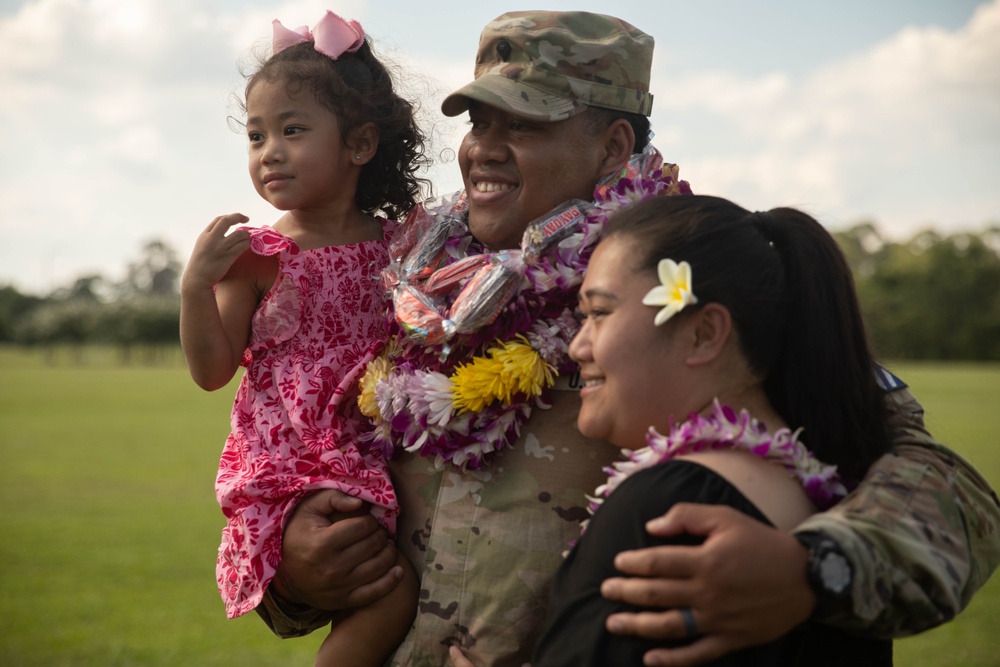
[
  {"xmin": 90, "ymin": 0, "xmax": 156, "ymax": 41},
  {"xmin": 0, "ymin": 0, "xmax": 997, "ymax": 294},
  {"xmin": 652, "ymin": 0, "xmax": 1000, "ymax": 234},
  {"xmin": 102, "ymin": 125, "xmax": 163, "ymax": 164},
  {"xmin": 0, "ymin": 0, "xmax": 267, "ymax": 291}
]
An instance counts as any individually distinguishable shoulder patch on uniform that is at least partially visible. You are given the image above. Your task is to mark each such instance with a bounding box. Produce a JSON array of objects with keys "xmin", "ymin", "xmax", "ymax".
[{"xmin": 875, "ymin": 365, "xmax": 907, "ymax": 392}]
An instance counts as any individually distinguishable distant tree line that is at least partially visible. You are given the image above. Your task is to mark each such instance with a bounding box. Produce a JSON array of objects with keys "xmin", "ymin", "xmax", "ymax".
[
  {"xmin": 834, "ymin": 224, "xmax": 1000, "ymax": 361},
  {"xmin": 1, "ymin": 225, "xmax": 999, "ymax": 362},
  {"xmin": 0, "ymin": 240, "xmax": 182, "ymax": 363}
]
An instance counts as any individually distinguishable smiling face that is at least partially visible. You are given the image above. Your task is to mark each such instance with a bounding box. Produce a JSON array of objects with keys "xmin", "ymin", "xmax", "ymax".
[
  {"xmin": 570, "ymin": 235, "xmax": 702, "ymax": 449},
  {"xmin": 458, "ymin": 103, "xmax": 610, "ymax": 250},
  {"xmin": 245, "ymin": 78, "xmax": 355, "ymax": 214}
]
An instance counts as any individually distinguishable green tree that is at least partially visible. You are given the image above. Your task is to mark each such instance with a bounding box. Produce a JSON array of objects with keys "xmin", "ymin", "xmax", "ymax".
[
  {"xmin": 94, "ymin": 297, "xmax": 181, "ymax": 364},
  {"xmin": 120, "ymin": 239, "xmax": 182, "ymax": 298},
  {"xmin": 53, "ymin": 274, "xmax": 112, "ymax": 302},
  {"xmin": 0, "ymin": 285, "xmax": 44, "ymax": 342},
  {"xmin": 837, "ymin": 225, "xmax": 1000, "ymax": 360}
]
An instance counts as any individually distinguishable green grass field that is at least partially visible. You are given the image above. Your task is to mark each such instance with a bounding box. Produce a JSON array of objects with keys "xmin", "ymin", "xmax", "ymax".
[{"xmin": 0, "ymin": 347, "xmax": 997, "ymax": 666}]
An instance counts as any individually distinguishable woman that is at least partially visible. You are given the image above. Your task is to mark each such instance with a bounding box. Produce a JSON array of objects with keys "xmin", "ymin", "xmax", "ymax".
[
  {"xmin": 539, "ymin": 194, "xmax": 893, "ymax": 666},
  {"xmin": 453, "ymin": 194, "xmax": 894, "ymax": 666}
]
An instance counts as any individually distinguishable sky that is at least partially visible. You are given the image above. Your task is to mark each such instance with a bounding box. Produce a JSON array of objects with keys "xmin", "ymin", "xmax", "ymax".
[{"xmin": 1, "ymin": 0, "xmax": 998, "ymax": 294}]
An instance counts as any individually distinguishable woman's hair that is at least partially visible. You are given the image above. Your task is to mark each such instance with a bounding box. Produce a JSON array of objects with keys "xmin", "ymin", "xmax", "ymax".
[
  {"xmin": 241, "ymin": 41, "xmax": 429, "ymax": 220},
  {"xmin": 604, "ymin": 194, "xmax": 891, "ymax": 481}
]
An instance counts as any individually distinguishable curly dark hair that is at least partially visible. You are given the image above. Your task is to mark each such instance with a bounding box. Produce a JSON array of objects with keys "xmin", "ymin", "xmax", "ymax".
[{"xmin": 240, "ymin": 40, "xmax": 429, "ymax": 220}]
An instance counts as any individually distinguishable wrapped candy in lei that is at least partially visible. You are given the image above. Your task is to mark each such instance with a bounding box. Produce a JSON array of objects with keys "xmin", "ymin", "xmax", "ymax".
[
  {"xmin": 579, "ymin": 400, "xmax": 848, "ymax": 536},
  {"xmin": 358, "ymin": 146, "xmax": 692, "ymax": 470}
]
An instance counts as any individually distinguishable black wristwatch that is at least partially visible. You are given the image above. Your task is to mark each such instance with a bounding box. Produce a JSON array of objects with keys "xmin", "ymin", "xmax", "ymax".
[{"xmin": 795, "ymin": 531, "xmax": 853, "ymax": 612}]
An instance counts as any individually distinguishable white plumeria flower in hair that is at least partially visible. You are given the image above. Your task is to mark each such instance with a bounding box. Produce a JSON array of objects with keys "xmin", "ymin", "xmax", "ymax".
[{"xmin": 642, "ymin": 259, "xmax": 698, "ymax": 326}]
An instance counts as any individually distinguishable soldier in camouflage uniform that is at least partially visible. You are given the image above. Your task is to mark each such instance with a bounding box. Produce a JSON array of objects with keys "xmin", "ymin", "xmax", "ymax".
[{"xmin": 255, "ymin": 11, "xmax": 1000, "ymax": 667}]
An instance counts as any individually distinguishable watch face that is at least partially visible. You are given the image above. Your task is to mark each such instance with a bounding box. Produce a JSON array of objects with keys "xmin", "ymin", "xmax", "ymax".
[{"xmin": 819, "ymin": 551, "xmax": 852, "ymax": 594}]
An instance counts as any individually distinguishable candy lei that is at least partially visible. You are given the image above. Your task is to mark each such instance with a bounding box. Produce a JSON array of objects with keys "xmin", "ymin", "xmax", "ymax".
[
  {"xmin": 581, "ymin": 400, "xmax": 848, "ymax": 535},
  {"xmin": 358, "ymin": 146, "xmax": 692, "ymax": 470}
]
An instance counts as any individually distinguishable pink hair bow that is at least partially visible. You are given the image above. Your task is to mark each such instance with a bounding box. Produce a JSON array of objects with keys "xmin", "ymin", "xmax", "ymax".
[{"xmin": 272, "ymin": 10, "xmax": 364, "ymax": 60}]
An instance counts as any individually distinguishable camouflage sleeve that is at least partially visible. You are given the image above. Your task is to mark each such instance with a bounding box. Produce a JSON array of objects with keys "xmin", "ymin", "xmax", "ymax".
[
  {"xmin": 793, "ymin": 387, "xmax": 1000, "ymax": 637},
  {"xmin": 254, "ymin": 587, "xmax": 335, "ymax": 638}
]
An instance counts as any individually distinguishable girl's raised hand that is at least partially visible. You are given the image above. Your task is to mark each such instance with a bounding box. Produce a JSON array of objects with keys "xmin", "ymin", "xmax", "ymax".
[{"xmin": 182, "ymin": 213, "xmax": 252, "ymax": 292}]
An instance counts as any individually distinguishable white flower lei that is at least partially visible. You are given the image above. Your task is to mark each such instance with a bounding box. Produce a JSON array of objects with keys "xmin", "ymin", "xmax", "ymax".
[{"xmin": 581, "ymin": 400, "xmax": 847, "ymax": 535}]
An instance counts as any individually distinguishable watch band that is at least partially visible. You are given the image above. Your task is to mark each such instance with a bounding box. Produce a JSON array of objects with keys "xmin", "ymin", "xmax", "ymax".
[{"xmin": 795, "ymin": 531, "xmax": 854, "ymax": 614}]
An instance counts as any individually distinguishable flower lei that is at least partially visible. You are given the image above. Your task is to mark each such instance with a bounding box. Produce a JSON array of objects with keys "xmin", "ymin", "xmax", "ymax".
[
  {"xmin": 581, "ymin": 400, "xmax": 848, "ymax": 534},
  {"xmin": 358, "ymin": 146, "xmax": 692, "ymax": 470}
]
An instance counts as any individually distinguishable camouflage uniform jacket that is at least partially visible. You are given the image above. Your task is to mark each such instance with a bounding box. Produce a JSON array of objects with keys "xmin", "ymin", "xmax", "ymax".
[
  {"xmin": 797, "ymin": 386, "xmax": 1000, "ymax": 636},
  {"xmin": 256, "ymin": 382, "xmax": 1000, "ymax": 665}
]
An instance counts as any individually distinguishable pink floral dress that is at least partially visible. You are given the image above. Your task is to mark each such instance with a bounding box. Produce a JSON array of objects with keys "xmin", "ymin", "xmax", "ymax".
[{"xmin": 215, "ymin": 222, "xmax": 398, "ymax": 619}]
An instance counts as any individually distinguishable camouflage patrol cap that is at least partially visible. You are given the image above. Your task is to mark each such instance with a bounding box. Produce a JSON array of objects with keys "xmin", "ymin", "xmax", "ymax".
[{"xmin": 441, "ymin": 11, "xmax": 654, "ymax": 122}]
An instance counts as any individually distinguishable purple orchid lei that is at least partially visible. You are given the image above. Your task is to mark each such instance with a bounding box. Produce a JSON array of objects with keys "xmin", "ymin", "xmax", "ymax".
[
  {"xmin": 361, "ymin": 146, "xmax": 693, "ymax": 470},
  {"xmin": 581, "ymin": 400, "xmax": 848, "ymax": 535}
]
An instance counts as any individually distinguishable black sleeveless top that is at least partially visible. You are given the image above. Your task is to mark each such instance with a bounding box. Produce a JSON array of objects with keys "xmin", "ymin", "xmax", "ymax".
[{"xmin": 533, "ymin": 460, "xmax": 892, "ymax": 667}]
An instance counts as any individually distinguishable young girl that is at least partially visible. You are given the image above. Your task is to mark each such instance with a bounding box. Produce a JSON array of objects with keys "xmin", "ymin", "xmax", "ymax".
[
  {"xmin": 526, "ymin": 194, "xmax": 894, "ymax": 666},
  {"xmin": 180, "ymin": 11, "xmax": 422, "ymax": 667}
]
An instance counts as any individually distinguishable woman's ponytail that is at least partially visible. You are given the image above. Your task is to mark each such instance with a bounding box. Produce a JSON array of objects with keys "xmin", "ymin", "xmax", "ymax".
[{"xmin": 754, "ymin": 208, "xmax": 891, "ymax": 480}]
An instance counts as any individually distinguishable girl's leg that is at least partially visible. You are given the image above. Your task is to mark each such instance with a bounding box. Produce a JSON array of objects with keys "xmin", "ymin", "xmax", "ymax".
[{"xmin": 314, "ymin": 550, "xmax": 418, "ymax": 667}]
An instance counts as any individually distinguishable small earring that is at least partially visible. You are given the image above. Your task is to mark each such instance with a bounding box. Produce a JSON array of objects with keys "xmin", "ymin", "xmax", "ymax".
[{"xmin": 354, "ymin": 153, "xmax": 361, "ymax": 161}]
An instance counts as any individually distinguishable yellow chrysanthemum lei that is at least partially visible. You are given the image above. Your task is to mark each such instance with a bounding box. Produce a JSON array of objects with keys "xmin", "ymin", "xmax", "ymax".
[
  {"xmin": 452, "ymin": 335, "xmax": 556, "ymax": 413},
  {"xmin": 358, "ymin": 351, "xmax": 394, "ymax": 421},
  {"xmin": 358, "ymin": 335, "xmax": 556, "ymax": 423}
]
